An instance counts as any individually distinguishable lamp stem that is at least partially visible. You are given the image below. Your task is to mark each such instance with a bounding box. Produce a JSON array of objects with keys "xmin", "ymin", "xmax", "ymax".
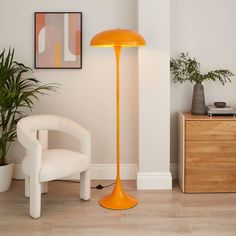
[
  {"xmin": 98, "ymin": 45, "xmax": 138, "ymax": 209},
  {"xmin": 114, "ymin": 46, "xmax": 121, "ymax": 179}
]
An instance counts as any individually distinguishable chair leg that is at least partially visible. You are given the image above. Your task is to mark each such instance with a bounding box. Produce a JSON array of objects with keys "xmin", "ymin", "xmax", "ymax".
[
  {"xmin": 25, "ymin": 176, "xmax": 30, "ymax": 198},
  {"xmin": 41, "ymin": 182, "xmax": 48, "ymax": 194},
  {"xmin": 80, "ymin": 169, "xmax": 90, "ymax": 201},
  {"xmin": 30, "ymin": 179, "xmax": 41, "ymax": 219}
]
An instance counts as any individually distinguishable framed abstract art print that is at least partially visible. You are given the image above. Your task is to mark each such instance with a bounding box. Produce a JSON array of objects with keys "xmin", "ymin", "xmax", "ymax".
[{"xmin": 35, "ymin": 12, "xmax": 82, "ymax": 69}]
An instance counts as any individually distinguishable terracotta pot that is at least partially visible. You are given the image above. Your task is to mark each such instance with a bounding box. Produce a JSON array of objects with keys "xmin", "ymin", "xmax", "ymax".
[
  {"xmin": 191, "ymin": 83, "xmax": 206, "ymax": 115},
  {"xmin": 0, "ymin": 162, "xmax": 13, "ymax": 192}
]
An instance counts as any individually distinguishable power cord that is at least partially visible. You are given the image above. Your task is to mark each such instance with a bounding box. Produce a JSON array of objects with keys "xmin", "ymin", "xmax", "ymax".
[{"xmin": 53, "ymin": 179, "xmax": 114, "ymax": 189}]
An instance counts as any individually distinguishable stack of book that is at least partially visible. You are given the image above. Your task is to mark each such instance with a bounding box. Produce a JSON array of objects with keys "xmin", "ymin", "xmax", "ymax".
[{"xmin": 207, "ymin": 105, "xmax": 236, "ymax": 116}]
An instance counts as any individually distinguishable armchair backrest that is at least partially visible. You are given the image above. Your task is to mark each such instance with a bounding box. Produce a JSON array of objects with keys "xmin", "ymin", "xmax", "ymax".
[{"xmin": 17, "ymin": 115, "xmax": 91, "ymax": 157}]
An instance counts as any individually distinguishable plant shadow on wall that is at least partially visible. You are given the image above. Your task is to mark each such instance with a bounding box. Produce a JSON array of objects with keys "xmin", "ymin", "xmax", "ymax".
[
  {"xmin": 170, "ymin": 53, "xmax": 234, "ymax": 115},
  {"xmin": 0, "ymin": 48, "xmax": 58, "ymax": 192}
]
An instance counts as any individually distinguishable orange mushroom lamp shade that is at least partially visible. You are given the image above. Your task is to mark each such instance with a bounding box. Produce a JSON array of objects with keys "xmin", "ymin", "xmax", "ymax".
[
  {"xmin": 90, "ymin": 29, "xmax": 146, "ymax": 210},
  {"xmin": 90, "ymin": 28, "xmax": 146, "ymax": 47}
]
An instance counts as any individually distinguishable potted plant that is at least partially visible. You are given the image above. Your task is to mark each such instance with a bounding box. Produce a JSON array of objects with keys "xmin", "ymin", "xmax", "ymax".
[
  {"xmin": 170, "ymin": 53, "xmax": 234, "ymax": 114},
  {"xmin": 0, "ymin": 48, "xmax": 57, "ymax": 192}
]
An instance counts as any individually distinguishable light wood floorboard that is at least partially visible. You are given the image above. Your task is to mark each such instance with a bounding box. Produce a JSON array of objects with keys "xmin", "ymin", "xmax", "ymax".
[{"xmin": 0, "ymin": 180, "xmax": 236, "ymax": 236}]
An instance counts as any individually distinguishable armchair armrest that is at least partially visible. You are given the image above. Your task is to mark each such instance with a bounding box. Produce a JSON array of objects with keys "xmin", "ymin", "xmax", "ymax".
[{"xmin": 17, "ymin": 120, "xmax": 43, "ymax": 176}]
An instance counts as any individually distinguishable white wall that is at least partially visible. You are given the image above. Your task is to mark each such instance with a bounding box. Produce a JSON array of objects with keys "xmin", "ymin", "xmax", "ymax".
[
  {"xmin": 170, "ymin": 0, "xmax": 236, "ymax": 163},
  {"xmin": 137, "ymin": 0, "xmax": 172, "ymax": 189},
  {"xmin": 0, "ymin": 0, "xmax": 139, "ymax": 166},
  {"xmin": 4, "ymin": 0, "xmax": 234, "ymax": 180}
]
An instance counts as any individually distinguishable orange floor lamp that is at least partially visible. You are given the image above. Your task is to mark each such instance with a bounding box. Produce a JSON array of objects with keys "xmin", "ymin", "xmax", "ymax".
[{"xmin": 90, "ymin": 29, "xmax": 146, "ymax": 210}]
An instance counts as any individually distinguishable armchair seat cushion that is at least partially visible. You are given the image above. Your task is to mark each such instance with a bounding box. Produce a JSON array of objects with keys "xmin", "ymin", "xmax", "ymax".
[{"xmin": 22, "ymin": 149, "xmax": 90, "ymax": 182}]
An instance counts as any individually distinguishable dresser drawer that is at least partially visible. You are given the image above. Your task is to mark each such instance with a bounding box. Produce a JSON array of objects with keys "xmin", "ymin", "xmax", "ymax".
[
  {"xmin": 186, "ymin": 120, "xmax": 236, "ymax": 141},
  {"xmin": 185, "ymin": 141, "xmax": 236, "ymax": 193}
]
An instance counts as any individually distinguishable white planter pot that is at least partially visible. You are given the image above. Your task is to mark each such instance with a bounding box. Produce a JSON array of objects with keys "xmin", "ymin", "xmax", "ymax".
[{"xmin": 0, "ymin": 162, "xmax": 13, "ymax": 192}]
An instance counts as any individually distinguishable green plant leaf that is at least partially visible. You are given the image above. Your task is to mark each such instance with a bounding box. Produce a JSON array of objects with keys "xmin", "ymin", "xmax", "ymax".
[
  {"xmin": 0, "ymin": 48, "xmax": 59, "ymax": 165},
  {"xmin": 170, "ymin": 53, "xmax": 234, "ymax": 85}
]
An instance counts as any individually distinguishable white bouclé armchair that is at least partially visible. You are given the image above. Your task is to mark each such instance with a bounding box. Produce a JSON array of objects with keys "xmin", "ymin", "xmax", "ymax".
[{"xmin": 17, "ymin": 115, "xmax": 91, "ymax": 219}]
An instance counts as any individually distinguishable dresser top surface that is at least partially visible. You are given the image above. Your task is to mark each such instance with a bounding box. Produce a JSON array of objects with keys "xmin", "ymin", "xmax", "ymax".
[{"xmin": 182, "ymin": 112, "xmax": 236, "ymax": 121}]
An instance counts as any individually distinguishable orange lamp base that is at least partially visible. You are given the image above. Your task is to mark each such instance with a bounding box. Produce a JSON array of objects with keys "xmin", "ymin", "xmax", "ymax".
[{"xmin": 99, "ymin": 177, "xmax": 138, "ymax": 210}]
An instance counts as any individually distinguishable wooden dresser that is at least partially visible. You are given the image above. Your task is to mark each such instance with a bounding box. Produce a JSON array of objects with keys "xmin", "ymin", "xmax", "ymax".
[{"xmin": 178, "ymin": 112, "xmax": 236, "ymax": 193}]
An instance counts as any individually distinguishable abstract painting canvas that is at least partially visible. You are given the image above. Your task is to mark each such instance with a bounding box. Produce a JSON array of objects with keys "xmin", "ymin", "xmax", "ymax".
[{"xmin": 35, "ymin": 12, "xmax": 82, "ymax": 69}]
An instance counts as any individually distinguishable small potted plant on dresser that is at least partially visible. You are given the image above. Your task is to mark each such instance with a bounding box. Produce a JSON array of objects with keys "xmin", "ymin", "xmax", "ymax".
[
  {"xmin": 170, "ymin": 53, "xmax": 234, "ymax": 115},
  {"xmin": 0, "ymin": 48, "xmax": 57, "ymax": 192}
]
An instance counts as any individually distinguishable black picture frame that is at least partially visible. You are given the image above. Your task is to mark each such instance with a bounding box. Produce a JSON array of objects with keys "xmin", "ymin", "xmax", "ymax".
[{"xmin": 34, "ymin": 12, "xmax": 82, "ymax": 69}]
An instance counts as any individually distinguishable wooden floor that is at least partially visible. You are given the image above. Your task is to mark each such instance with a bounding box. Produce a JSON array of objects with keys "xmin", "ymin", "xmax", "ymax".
[{"xmin": 1, "ymin": 180, "xmax": 236, "ymax": 236}]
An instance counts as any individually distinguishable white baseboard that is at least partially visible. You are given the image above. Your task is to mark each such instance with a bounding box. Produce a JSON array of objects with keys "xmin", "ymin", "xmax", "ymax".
[
  {"xmin": 13, "ymin": 163, "xmax": 178, "ymax": 182},
  {"xmin": 13, "ymin": 164, "xmax": 25, "ymax": 179},
  {"xmin": 13, "ymin": 163, "xmax": 138, "ymax": 180},
  {"xmin": 137, "ymin": 171, "xmax": 172, "ymax": 190},
  {"xmin": 65, "ymin": 163, "xmax": 138, "ymax": 180}
]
